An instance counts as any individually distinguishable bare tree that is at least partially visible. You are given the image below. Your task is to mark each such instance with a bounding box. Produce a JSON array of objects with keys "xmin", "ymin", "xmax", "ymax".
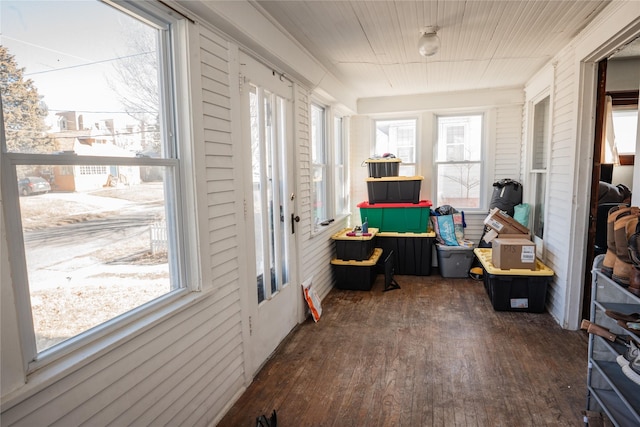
[
  {"xmin": 443, "ymin": 162, "xmax": 481, "ymax": 199},
  {"xmin": 107, "ymin": 26, "xmax": 161, "ymax": 153}
]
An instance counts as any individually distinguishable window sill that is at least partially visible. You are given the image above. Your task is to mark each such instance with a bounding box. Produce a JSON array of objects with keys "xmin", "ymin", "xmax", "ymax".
[{"xmin": 310, "ymin": 214, "xmax": 350, "ymax": 238}]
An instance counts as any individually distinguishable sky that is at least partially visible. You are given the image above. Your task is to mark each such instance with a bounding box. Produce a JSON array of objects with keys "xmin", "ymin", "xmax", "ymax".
[{"xmin": 1, "ymin": 0, "xmax": 152, "ymax": 128}]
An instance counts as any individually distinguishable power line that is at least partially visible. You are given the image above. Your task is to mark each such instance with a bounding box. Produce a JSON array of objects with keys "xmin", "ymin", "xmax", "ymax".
[
  {"xmin": 47, "ymin": 109, "xmax": 157, "ymax": 114},
  {"xmin": 23, "ymin": 51, "xmax": 155, "ymax": 76},
  {"xmin": 2, "ymin": 35, "xmax": 92, "ymax": 63}
]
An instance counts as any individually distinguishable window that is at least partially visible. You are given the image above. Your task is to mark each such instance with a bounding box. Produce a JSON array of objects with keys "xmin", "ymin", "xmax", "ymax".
[
  {"xmin": 435, "ymin": 114, "xmax": 483, "ymax": 208},
  {"xmin": 609, "ymin": 108, "xmax": 638, "ymax": 158},
  {"xmin": 334, "ymin": 116, "xmax": 348, "ymax": 216},
  {"xmin": 374, "ymin": 119, "xmax": 416, "ymax": 176},
  {"xmin": 311, "ymin": 103, "xmax": 328, "ymax": 229},
  {"xmin": 529, "ymin": 95, "xmax": 550, "ymax": 255},
  {"xmin": 1, "ymin": 0, "xmax": 192, "ymax": 361},
  {"xmin": 310, "ymin": 103, "xmax": 348, "ymax": 232}
]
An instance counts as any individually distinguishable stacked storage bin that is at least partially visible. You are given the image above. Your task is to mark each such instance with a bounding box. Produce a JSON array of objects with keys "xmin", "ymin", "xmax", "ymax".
[
  {"xmin": 330, "ymin": 228, "xmax": 381, "ymax": 290},
  {"xmin": 359, "ymin": 157, "xmax": 434, "ymax": 276},
  {"xmin": 474, "ymin": 248, "xmax": 554, "ymax": 312}
]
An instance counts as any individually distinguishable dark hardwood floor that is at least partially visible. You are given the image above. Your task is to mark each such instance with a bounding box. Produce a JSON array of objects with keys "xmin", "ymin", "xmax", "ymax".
[{"xmin": 218, "ymin": 272, "xmax": 589, "ymax": 427}]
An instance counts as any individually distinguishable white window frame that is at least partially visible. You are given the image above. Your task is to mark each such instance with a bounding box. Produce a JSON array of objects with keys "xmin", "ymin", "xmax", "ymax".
[
  {"xmin": 527, "ymin": 91, "xmax": 552, "ymax": 259},
  {"xmin": 0, "ymin": 0, "xmax": 200, "ymax": 375},
  {"xmin": 372, "ymin": 117, "xmax": 418, "ymax": 176},
  {"xmin": 611, "ymin": 106, "xmax": 638, "ymax": 156},
  {"xmin": 433, "ymin": 113, "xmax": 485, "ymax": 211},
  {"xmin": 310, "ymin": 100, "xmax": 349, "ymax": 234}
]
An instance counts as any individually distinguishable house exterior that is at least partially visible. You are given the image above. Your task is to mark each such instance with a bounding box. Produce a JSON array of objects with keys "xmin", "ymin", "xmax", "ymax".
[
  {"xmin": 47, "ymin": 112, "xmax": 145, "ymax": 191},
  {"xmin": 1, "ymin": 1, "xmax": 639, "ymax": 426}
]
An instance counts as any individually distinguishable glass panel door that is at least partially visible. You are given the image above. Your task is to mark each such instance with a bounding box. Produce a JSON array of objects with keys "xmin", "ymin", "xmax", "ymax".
[
  {"xmin": 250, "ymin": 87, "xmax": 289, "ymax": 303},
  {"xmin": 240, "ymin": 52, "xmax": 298, "ymax": 375}
]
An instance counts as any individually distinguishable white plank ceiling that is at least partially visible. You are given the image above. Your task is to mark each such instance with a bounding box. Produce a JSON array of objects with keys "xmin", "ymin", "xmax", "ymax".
[{"xmin": 254, "ymin": 0, "xmax": 613, "ymax": 100}]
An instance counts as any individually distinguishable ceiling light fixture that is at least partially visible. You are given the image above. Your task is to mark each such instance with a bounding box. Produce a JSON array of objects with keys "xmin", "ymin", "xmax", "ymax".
[{"xmin": 418, "ymin": 26, "xmax": 440, "ymax": 57}]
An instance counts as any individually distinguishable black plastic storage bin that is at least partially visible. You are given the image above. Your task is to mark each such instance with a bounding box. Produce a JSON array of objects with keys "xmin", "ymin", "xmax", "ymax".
[
  {"xmin": 331, "ymin": 228, "xmax": 378, "ymax": 261},
  {"xmin": 375, "ymin": 231, "xmax": 434, "ymax": 275},
  {"xmin": 366, "ymin": 176, "xmax": 422, "ymax": 204},
  {"xmin": 364, "ymin": 158, "xmax": 401, "ymax": 178},
  {"xmin": 483, "ymin": 274, "xmax": 550, "ymax": 312},
  {"xmin": 474, "ymin": 248, "xmax": 554, "ymax": 313},
  {"xmin": 331, "ymin": 248, "xmax": 382, "ymax": 290}
]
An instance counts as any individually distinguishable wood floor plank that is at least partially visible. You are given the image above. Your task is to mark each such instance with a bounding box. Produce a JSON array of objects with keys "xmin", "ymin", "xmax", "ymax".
[{"xmin": 216, "ymin": 273, "xmax": 588, "ymax": 426}]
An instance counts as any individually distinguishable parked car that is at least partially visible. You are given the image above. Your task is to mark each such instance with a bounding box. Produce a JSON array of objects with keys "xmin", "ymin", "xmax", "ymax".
[{"xmin": 18, "ymin": 177, "xmax": 51, "ymax": 196}]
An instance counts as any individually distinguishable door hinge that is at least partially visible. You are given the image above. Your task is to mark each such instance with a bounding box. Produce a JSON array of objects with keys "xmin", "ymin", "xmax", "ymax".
[{"xmin": 249, "ymin": 315, "xmax": 252, "ymax": 336}]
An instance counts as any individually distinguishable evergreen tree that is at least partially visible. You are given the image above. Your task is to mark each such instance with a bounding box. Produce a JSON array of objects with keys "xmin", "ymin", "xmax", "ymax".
[{"xmin": 0, "ymin": 45, "xmax": 57, "ymax": 153}]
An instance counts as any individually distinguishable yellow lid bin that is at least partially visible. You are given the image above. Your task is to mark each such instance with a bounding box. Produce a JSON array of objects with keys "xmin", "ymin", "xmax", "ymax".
[{"xmin": 473, "ymin": 248, "xmax": 554, "ymax": 313}]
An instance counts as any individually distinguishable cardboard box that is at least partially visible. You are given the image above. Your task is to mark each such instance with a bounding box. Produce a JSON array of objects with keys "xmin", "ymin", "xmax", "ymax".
[
  {"xmin": 483, "ymin": 208, "xmax": 530, "ymax": 235},
  {"xmin": 491, "ymin": 238, "xmax": 536, "ymax": 270},
  {"xmin": 482, "ymin": 228, "xmax": 531, "ymax": 244}
]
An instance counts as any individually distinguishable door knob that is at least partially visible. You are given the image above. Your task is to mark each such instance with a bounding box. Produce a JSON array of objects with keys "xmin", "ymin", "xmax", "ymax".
[{"xmin": 291, "ymin": 214, "xmax": 300, "ymax": 233}]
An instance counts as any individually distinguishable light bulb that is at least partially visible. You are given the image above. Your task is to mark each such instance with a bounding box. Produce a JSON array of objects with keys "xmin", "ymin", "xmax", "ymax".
[{"xmin": 418, "ymin": 28, "xmax": 440, "ymax": 57}]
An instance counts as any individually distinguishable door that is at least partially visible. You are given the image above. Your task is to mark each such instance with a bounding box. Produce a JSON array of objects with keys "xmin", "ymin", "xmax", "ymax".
[{"xmin": 240, "ymin": 53, "xmax": 299, "ymax": 374}]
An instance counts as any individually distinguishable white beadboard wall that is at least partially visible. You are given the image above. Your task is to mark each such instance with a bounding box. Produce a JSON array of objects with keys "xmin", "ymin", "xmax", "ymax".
[
  {"xmin": 349, "ymin": 115, "xmax": 373, "ymax": 223},
  {"xmin": 296, "ymin": 85, "xmax": 351, "ymax": 301},
  {"xmin": 494, "ymin": 106, "xmax": 525, "ymax": 181},
  {"xmin": 542, "ymin": 46, "xmax": 578, "ymax": 324}
]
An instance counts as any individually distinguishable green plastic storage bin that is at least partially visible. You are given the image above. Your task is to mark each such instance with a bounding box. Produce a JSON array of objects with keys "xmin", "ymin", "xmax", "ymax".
[{"xmin": 358, "ymin": 200, "xmax": 432, "ymax": 233}]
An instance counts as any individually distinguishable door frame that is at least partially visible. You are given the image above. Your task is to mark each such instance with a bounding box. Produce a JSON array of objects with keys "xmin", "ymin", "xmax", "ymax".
[{"xmin": 570, "ymin": 18, "xmax": 640, "ymax": 330}]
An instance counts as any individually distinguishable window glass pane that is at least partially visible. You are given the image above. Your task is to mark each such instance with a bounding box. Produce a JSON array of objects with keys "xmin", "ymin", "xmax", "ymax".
[
  {"xmin": 334, "ymin": 165, "xmax": 346, "ymax": 215},
  {"xmin": 334, "ymin": 117, "xmax": 346, "ymax": 215},
  {"xmin": 334, "ymin": 117, "xmax": 343, "ymax": 164},
  {"xmin": 436, "ymin": 115, "xmax": 482, "ymax": 162},
  {"xmin": 264, "ymin": 92, "xmax": 277, "ymax": 296},
  {"xmin": 249, "ymin": 86, "xmax": 266, "ymax": 303},
  {"xmin": 532, "ymin": 96, "xmax": 549, "ymax": 170},
  {"xmin": 399, "ymin": 164, "xmax": 416, "ymax": 176},
  {"xmin": 533, "ymin": 173, "xmax": 546, "ymax": 239},
  {"xmin": 435, "ymin": 114, "xmax": 483, "ymax": 208},
  {"xmin": 277, "ymin": 96, "xmax": 288, "ymax": 287},
  {"xmin": 311, "ymin": 104, "xmax": 327, "ymax": 227},
  {"xmin": 18, "ymin": 165, "xmax": 175, "ymax": 352},
  {"xmin": 612, "ymin": 109, "xmax": 638, "ymax": 155},
  {"xmin": 374, "ymin": 119, "xmax": 416, "ymax": 163},
  {"xmin": 2, "ymin": 1, "xmax": 182, "ymax": 354},
  {"xmin": 2, "ymin": 1, "xmax": 164, "ymax": 158},
  {"xmin": 311, "ymin": 105, "xmax": 325, "ymax": 163},
  {"xmin": 436, "ymin": 163, "xmax": 481, "ymax": 208},
  {"xmin": 312, "ymin": 165, "xmax": 327, "ymax": 224}
]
